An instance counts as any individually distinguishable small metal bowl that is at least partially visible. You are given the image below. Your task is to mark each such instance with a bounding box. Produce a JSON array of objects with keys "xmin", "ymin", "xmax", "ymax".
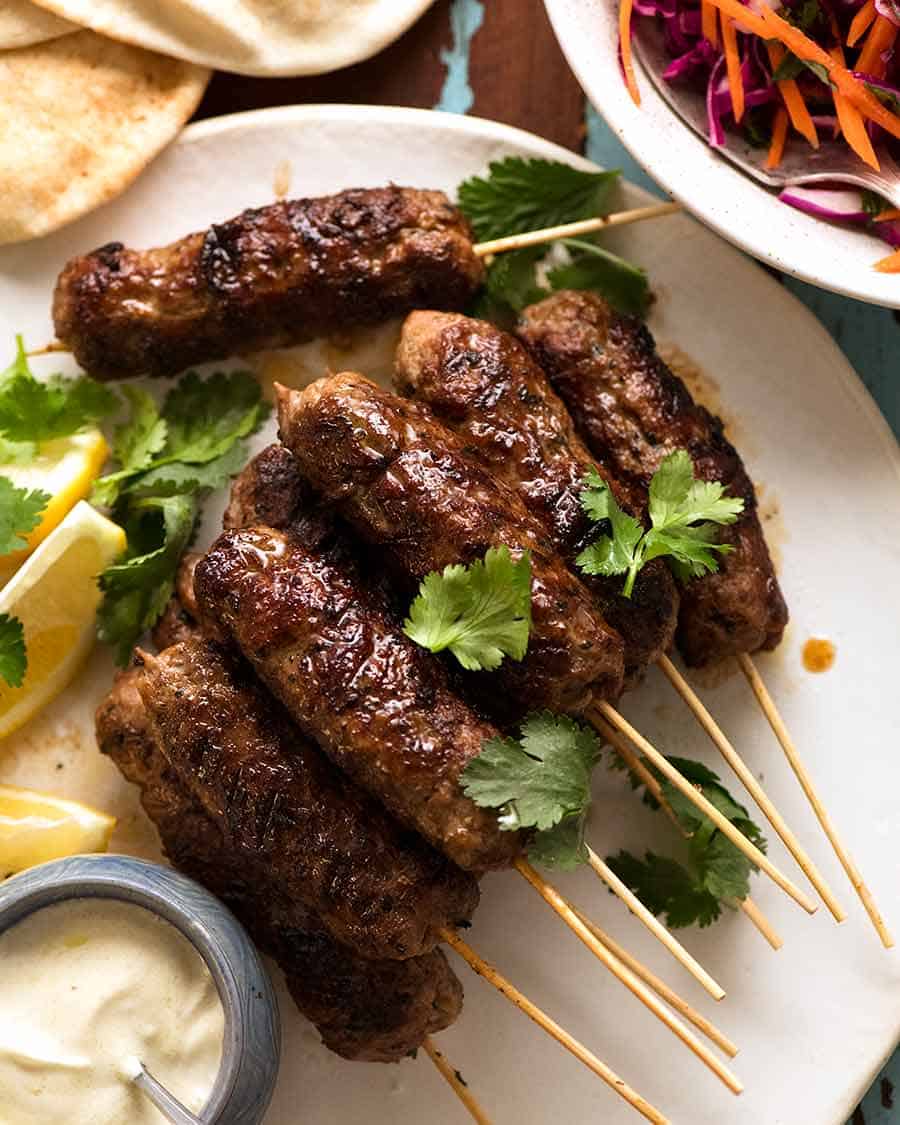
[{"xmin": 0, "ymin": 853, "xmax": 281, "ymax": 1124}]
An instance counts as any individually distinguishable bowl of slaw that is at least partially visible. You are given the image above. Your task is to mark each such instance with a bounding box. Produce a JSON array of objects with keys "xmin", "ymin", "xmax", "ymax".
[{"xmin": 544, "ymin": 0, "xmax": 900, "ymax": 307}]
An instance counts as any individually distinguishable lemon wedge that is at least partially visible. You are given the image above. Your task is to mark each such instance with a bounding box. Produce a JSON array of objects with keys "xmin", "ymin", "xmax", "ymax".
[
  {"xmin": 0, "ymin": 784, "xmax": 116, "ymax": 874},
  {"xmin": 1, "ymin": 428, "xmax": 109, "ymax": 573},
  {"xmin": 0, "ymin": 500, "xmax": 125, "ymax": 739}
]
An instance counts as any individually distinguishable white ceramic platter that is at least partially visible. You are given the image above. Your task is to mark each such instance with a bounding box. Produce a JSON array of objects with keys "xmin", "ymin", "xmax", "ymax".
[
  {"xmin": 1, "ymin": 105, "xmax": 898, "ymax": 1125},
  {"xmin": 544, "ymin": 0, "xmax": 900, "ymax": 309}
]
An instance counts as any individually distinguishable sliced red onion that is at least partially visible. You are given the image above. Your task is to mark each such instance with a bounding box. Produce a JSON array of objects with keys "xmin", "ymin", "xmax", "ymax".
[
  {"xmin": 875, "ymin": 0, "xmax": 900, "ymax": 28},
  {"xmin": 779, "ymin": 186, "xmax": 872, "ymax": 222},
  {"xmin": 707, "ymin": 55, "xmax": 727, "ymax": 145}
]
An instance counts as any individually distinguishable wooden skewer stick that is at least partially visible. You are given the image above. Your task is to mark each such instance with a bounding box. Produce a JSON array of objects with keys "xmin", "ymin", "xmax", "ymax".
[
  {"xmin": 514, "ymin": 859, "xmax": 743, "ymax": 1095},
  {"xmin": 25, "ymin": 342, "xmax": 68, "ymax": 357},
  {"xmin": 472, "ymin": 202, "xmax": 683, "ymax": 257},
  {"xmin": 736, "ymin": 652, "xmax": 894, "ymax": 949},
  {"xmin": 568, "ymin": 904, "xmax": 739, "ymax": 1058},
  {"xmin": 584, "ymin": 845, "xmax": 725, "ymax": 1000},
  {"xmin": 593, "ymin": 703, "xmax": 818, "ymax": 915},
  {"xmin": 422, "ymin": 1038, "xmax": 494, "ymax": 1125},
  {"xmin": 658, "ymin": 654, "xmax": 845, "ymax": 923},
  {"xmin": 438, "ymin": 928, "xmax": 670, "ymax": 1124},
  {"xmin": 595, "ymin": 714, "xmax": 783, "ymax": 951}
]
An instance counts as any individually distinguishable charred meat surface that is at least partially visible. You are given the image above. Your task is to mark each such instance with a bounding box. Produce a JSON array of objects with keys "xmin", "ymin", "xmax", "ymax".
[
  {"xmin": 276, "ymin": 373, "xmax": 625, "ymax": 712},
  {"xmin": 193, "ymin": 524, "xmax": 522, "ymax": 873},
  {"xmin": 517, "ymin": 291, "xmax": 788, "ymax": 666},
  {"xmin": 135, "ymin": 637, "xmax": 478, "ymax": 960},
  {"xmin": 96, "ymin": 663, "xmax": 463, "ymax": 1062},
  {"xmin": 395, "ymin": 311, "xmax": 679, "ymax": 688},
  {"xmin": 54, "ymin": 187, "xmax": 484, "ymax": 381}
]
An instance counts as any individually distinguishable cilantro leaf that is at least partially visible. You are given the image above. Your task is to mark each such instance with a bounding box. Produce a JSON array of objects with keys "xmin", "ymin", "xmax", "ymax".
[
  {"xmin": 0, "ymin": 437, "xmax": 36, "ymax": 464},
  {"xmin": 577, "ymin": 450, "xmax": 744, "ymax": 596},
  {"xmin": 160, "ymin": 371, "xmax": 269, "ymax": 465},
  {"xmin": 528, "ymin": 812, "xmax": 591, "ymax": 870},
  {"xmin": 0, "ymin": 477, "xmax": 50, "ymax": 556},
  {"xmin": 96, "ymin": 495, "xmax": 197, "ymax": 664},
  {"xmin": 93, "ymin": 371, "xmax": 268, "ymax": 663},
  {"xmin": 471, "ymin": 245, "xmax": 548, "ymax": 325},
  {"xmin": 458, "ymin": 157, "xmax": 620, "ymax": 242},
  {"xmin": 403, "ymin": 545, "xmax": 532, "ymax": 671},
  {"xmin": 461, "ymin": 713, "xmax": 601, "ymax": 841},
  {"xmin": 0, "ymin": 613, "xmax": 26, "ymax": 688},
  {"xmin": 604, "ymin": 750, "xmax": 768, "ymax": 924},
  {"xmin": 606, "ymin": 850, "xmax": 723, "ymax": 929},
  {"xmin": 770, "ymin": 52, "xmax": 831, "ymax": 86},
  {"xmin": 92, "ymin": 388, "xmax": 169, "ymax": 507},
  {"xmin": 0, "ymin": 337, "xmax": 116, "ymax": 443},
  {"xmin": 547, "ymin": 238, "xmax": 650, "ymax": 316}
]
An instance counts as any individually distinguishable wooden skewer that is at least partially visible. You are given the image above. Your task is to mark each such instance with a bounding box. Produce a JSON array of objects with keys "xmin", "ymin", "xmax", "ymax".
[
  {"xmin": 438, "ymin": 927, "xmax": 670, "ymax": 1124},
  {"xmin": 25, "ymin": 342, "xmax": 68, "ymax": 357},
  {"xmin": 513, "ymin": 859, "xmax": 743, "ymax": 1094},
  {"xmin": 594, "ymin": 703, "xmax": 818, "ymax": 915},
  {"xmin": 658, "ymin": 654, "xmax": 845, "ymax": 923},
  {"xmin": 595, "ymin": 715, "xmax": 784, "ymax": 951},
  {"xmin": 473, "ymin": 202, "xmax": 683, "ymax": 257},
  {"xmin": 585, "ymin": 845, "xmax": 725, "ymax": 1000},
  {"xmin": 568, "ymin": 904, "xmax": 739, "ymax": 1058},
  {"xmin": 422, "ymin": 1038, "xmax": 494, "ymax": 1125},
  {"xmin": 736, "ymin": 653, "xmax": 894, "ymax": 949}
]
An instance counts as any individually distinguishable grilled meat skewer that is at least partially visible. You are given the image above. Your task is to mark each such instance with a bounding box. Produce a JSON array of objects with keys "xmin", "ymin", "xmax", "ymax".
[
  {"xmin": 275, "ymin": 372, "xmax": 626, "ymax": 713},
  {"xmin": 137, "ymin": 637, "xmax": 478, "ymax": 959},
  {"xmin": 394, "ymin": 310, "xmax": 679, "ymax": 690},
  {"xmin": 517, "ymin": 290, "xmax": 788, "ymax": 667},
  {"xmin": 96, "ymin": 658, "xmax": 463, "ymax": 1062},
  {"xmin": 193, "ymin": 516, "xmax": 522, "ymax": 873},
  {"xmin": 53, "ymin": 187, "xmax": 483, "ymax": 381}
]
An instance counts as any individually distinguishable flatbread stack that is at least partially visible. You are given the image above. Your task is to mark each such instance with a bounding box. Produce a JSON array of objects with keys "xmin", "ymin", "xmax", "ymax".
[{"xmin": 0, "ymin": 0, "xmax": 434, "ymax": 244}]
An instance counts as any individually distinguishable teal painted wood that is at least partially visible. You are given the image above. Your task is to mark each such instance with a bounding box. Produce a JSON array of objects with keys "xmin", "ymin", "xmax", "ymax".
[{"xmin": 436, "ymin": 5, "xmax": 898, "ymax": 1117}]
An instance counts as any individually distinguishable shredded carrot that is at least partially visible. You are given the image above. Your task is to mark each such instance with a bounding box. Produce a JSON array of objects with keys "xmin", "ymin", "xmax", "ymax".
[
  {"xmin": 702, "ymin": 0, "xmax": 719, "ymax": 46},
  {"xmin": 720, "ymin": 10, "xmax": 745, "ymax": 122},
  {"xmin": 748, "ymin": 2, "xmax": 900, "ymax": 142},
  {"xmin": 766, "ymin": 42, "xmax": 820, "ymax": 148},
  {"xmin": 856, "ymin": 14, "xmax": 898, "ymax": 79},
  {"xmin": 828, "ymin": 44, "xmax": 881, "ymax": 169},
  {"xmin": 619, "ymin": 0, "xmax": 641, "ymax": 106},
  {"xmin": 765, "ymin": 107, "xmax": 790, "ymax": 168},
  {"xmin": 847, "ymin": 0, "xmax": 877, "ymax": 47},
  {"xmin": 875, "ymin": 247, "xmax": 900, "ymax": 272},
  {"xmin": 876, "ymin": 207, "xmax": 900, "ymax": 221}
]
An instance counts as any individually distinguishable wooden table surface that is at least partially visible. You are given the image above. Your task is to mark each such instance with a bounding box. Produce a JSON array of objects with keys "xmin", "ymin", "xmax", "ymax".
[{"xmin": 194, "ymin": 2, "xmax": 898, "ymax": 1118}]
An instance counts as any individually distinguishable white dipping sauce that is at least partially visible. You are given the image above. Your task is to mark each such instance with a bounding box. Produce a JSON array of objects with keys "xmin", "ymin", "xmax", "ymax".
[{"xmin": 0, "ymin": 898, "xmax": 225, "ymax": 1124}]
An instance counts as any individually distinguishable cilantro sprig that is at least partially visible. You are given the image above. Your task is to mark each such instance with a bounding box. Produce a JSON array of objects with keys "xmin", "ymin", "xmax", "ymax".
[
  {"xmin": 93, "ymin": 371, "xmax": 269, "ymax": 663},
  {"xmin": 0, "ymin": 478, "xmax": 49, "ymax": 557},
  {"xmin": 403, "ymin": 545, "xmax": 532, "ymax": 672},
  {"xmin": 576, "ymin": 452, "xmax": 744, "ymax": 596},
  {"xmin": 0, "ymin": 336, "xmax": 116, "ymax": 445},
  {"xmin": 0, "ymin": 614, "xmax": 26, "ymax": 689},
  {"xmin": 462, "ymin": 713, "xmax": 602, "ymax": 868},
  {"xmin": 608, "ymin": 755, "xmax": 767, "ymax": 927},
  {"xmin": 457, "ymin": 157, "xmax": 649, "ymax": 321}
]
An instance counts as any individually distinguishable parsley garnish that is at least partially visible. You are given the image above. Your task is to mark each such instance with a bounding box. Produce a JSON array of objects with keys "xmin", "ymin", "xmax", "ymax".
[
  {"xmin": 0, "ymin": 336, "xmax": 116, "ymax": 443},
  {"xmin": 403, "ymin": 545, "xmax": 532, "ymax": 671},
  {"xmin": 93, "ymin": 371, "xmax": 269, "ymax": 663},
  {"xmin": 0, "ymin": 613, "xmax": 26, "ymax": 689},
  {"xmin": 457, "ymin": 157, "xmax": 650, "ymax": 318},
  {"xmin": 607, "ymin": 755, "xmax": 767, "ymax": 927},
  {"xmin": 458, "ymin": 157, "xmax": 619, "ymax": 242},
  {"xmin": 461, "ymin": 712, "xmax": 602, "ymax": 868},
  {"xmin": 0, "ymin": 477, "xmax": 49, "ymax": 556},
  {"xmin": 576, "ymin": 452, "xmax": 744, "ymax": 596}
]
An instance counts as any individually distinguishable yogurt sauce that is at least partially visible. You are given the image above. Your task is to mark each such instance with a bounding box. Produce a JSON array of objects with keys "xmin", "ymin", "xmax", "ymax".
[{"xmin": 0, "ymin": 897, "xmax": 225, "ymax": 1124}]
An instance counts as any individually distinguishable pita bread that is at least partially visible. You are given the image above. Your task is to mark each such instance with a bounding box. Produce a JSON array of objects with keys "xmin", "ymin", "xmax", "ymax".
[
  {"xmin": 0, "ymin": 0, "xmax": 75, "ymax": 49},
  {"xmin": 24, "ymin": 0, "xmax": 435, "ymax": 76},
  {"xmin": 0, "ymin": 30, "xmax": 209, "ymax": 245}
]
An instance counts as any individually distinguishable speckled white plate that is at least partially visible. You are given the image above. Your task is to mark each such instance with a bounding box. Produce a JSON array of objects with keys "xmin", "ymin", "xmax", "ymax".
[
  {"xmin": 544, "ymin": 0, "xmax": 900, "ymax": 309},
  {"xmin": 1, "ymin": 105, "xmax": 898, "ymax": 1125}
]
